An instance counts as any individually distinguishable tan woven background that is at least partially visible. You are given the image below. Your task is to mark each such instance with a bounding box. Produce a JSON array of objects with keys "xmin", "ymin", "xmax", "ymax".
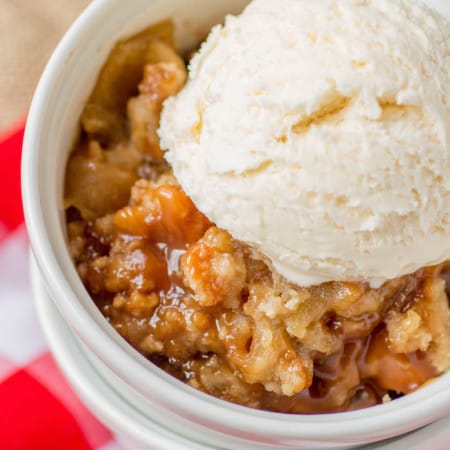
[{"xmin": 0, "ymin": 0, "xmax": 91, "ymax": 131}]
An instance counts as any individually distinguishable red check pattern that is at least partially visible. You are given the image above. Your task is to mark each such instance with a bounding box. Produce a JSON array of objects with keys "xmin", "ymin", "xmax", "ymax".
[{"xmin": 0, "ymin": 122, "xmax": 123, "ymax": 450}]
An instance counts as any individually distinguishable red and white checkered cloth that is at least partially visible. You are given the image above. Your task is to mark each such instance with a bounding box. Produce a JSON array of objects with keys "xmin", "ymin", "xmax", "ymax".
[{"xmin": 0, "ymin": 122, "xmax": 123, "ymax": 450}]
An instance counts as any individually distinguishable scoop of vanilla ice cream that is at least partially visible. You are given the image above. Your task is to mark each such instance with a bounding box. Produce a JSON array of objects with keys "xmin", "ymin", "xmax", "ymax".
[{"xmin": 159, "ymin": 0, "xmax": 450, "ymax": 287}]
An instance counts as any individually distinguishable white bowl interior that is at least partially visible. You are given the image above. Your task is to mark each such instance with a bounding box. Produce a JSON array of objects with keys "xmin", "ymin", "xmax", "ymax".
[{"xmin": 22, "ymin": 0, "xmax": 450, "ymax": 448}]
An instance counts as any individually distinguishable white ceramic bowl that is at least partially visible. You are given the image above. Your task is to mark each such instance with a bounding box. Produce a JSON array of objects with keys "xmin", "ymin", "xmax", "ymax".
[{"xmin": 22, "ymin": 0, "xmax": 450, "ymax": 448}]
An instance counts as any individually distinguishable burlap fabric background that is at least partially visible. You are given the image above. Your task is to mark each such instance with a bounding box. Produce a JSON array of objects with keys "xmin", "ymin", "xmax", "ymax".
[{"xmin": 0, "ymin": 0, "xmax": 91, "ymax": 131}]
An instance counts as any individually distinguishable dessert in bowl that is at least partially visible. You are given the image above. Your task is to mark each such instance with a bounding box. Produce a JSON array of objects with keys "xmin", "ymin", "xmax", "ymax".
[{"xmin": 23, "ymin": 0, "xmax": 450, "ymax": 446}]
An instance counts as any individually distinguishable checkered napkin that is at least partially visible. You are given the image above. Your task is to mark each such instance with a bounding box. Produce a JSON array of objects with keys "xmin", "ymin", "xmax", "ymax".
[{"xmin": 0, "ymin": 122, "xmax": 123, "ymax": 450}]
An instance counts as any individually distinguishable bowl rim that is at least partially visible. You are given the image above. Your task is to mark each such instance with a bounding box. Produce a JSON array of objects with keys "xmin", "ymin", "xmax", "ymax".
[{"xmin": 21, "ymin": 0, "xmax": 450, "ymax": 445}]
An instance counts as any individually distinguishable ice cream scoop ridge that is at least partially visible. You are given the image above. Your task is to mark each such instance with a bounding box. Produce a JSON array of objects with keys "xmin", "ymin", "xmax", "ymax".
[{"xmin": 159, "ymin": 0, "xmax": 450, "ymax": 287}]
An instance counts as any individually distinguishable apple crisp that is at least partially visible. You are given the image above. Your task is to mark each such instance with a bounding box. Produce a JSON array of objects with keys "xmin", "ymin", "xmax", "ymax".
[{"xmin": 65, "ymin": 23, "xmax": 450, "ymax": 414}]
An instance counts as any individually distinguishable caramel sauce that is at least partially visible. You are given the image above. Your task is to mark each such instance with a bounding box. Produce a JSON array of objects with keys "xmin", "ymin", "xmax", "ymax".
[
  {"xmin": 262, "ymin": 326, "xmax": 437, "ymax": 413},
  {"xmin": 266, "ymin": 267, "xmax": 446, "ymax": 413},
  {"xmin": 74, "ymin": 184, "xmax": 444, "ymax": 413},
  {"xmin": 77, "ymin": 185, "xmax": 443, "ymax": 413}
]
